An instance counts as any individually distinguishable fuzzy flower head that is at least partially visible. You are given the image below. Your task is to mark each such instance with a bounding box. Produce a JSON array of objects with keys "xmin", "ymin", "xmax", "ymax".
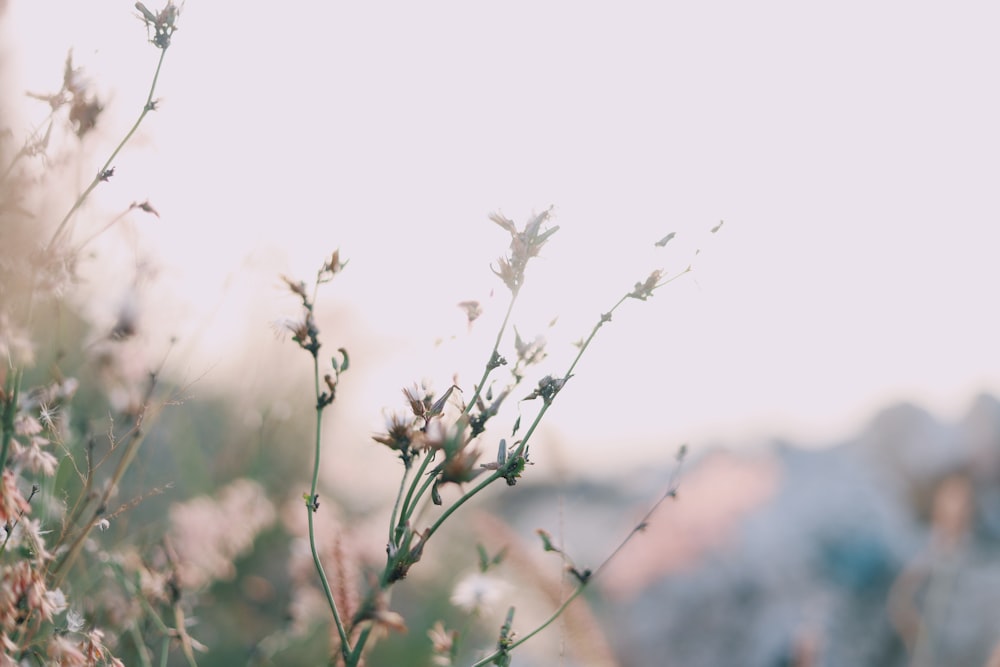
[
  {"xmin": 135, "ymin": 2, "xmax": 180, "ymax": 49},
  {"xmin": 490, "ymin": 208, "xmax": 559, "ymax": 294},
  {"xmin": 47, "ymin": 634, "xmax": 88, "ymax": 666},
  {"xmin": 0, "ymin": 469, "xmax": 31, "ymax": 525},
  {"xmin": 512, "ymin": 327, "xmax": 548, "ymax": 383},
  {"xmin": 422, "ymin": 416, "xmax": 484, "ymax": 487},
  {"xmin": 372, "ymin": 410, "xmax": 425, "ymax": 467},
  {"xmin": 450, "ymin": 572, "xmax": 508, "ymax": 615},
  {"xmin": 10, "ymin": 435, "xmax": 58, "ymax": 476},
  {"xmin": 318, "ymin": 249, "xmax": 347, "ymax": 282},
  {"xmin": 439, "ymin": 443, "xmax": 484, "ymax": 486},
  {"xmin": 629, "ymin": 269, "xmax": 664, "ymax": 301},
  {"xmin": 402, "ymin": 382, "xmax": 432, "ymax": 419},
  {"xmin": 274, "ymin": 312, "xmax": 320, "ymax": 355},
  {"xmin": 25, "ymin": 50, "xmax": 105, "ymax": 138},
  {"xmin": 457, "ymin": 300, "xmax": 482, "ymax": 328},
  {"xmin": 401, "ymin": 381, "xmax": 460, "ymax": 423},
  {"xmin": 428, "ymin": 621, "xmax": 458, "ymax": 666},
  {"xmin": 13, "ymin": 518, "xmax": 55, "ymax": 563},
  {"xmin": 66, "ymin": 608, "xmax": 86, "ymax": 633}
]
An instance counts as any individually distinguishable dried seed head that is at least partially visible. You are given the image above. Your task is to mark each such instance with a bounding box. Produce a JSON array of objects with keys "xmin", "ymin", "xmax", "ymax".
[
  {"xmin": 280, "ymin": 275, "xmax": 308, "ymax": 300},
  {"xmin": 402, "ymin": 382, "xmax": 432, "ymax": 418},
  {"xmin": 457, "ymin": 300, "xmax": 482, "ymax": 326},
  {"xmin": 321, "ymin": 249, "xmax": 346, "ymax": 278},
  {"xmin": 136, "ymin": 2, "xmax": 180, "ymax": 49},
  {"xmin": 373, "ymin": 411, "xmax": 425, "ymax": 465},
  {"xmin": 428, "ymin": 621, "xmax": 458, "ymax": 662},
  {"xmin": 131, "ymin": 200, "xmax": 160, "ymax": 217},
  {"xmin": 629, "ymin": 269, "xmax": 663, "ymax": 301},
  {"xmin": 489, "ymin": 208, "xmax": 559, "ymax": 294}
]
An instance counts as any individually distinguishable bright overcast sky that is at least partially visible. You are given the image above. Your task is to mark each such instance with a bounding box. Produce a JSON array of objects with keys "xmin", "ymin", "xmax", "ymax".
[{"xmin": 5, "ymin": 2, "xmax": 1000, "ymax": 470}]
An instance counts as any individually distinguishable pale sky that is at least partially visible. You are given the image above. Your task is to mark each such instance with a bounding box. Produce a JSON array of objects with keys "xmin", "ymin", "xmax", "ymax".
[{"xmin": 5, "ymin": 2, "xmax": 1000, "ymax": 472}]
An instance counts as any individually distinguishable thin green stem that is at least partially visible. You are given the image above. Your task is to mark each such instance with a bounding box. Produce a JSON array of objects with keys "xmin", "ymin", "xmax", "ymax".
[
  {"xmin": 399, "ymin": 462, "xmax": 438, "ymax": 527},
  {"xmin": 422, "ymin": 471, "xmax": 501, "ymax": 545},
  {"xmin": 592, "ymin": 453, "xmax": 685, "ymax": 581},
  {"xmin": 0, "ymin": 367, "xmax": 23, "ymax": 471},
  {"xmin": 465, "ymin": 277, "xmax": 693, "ymax": 666},
  {"xmin": 509, "ymin": 273, "xmax": 687, "ymax": 462},
  {"xmin": 127, "ymin": 624, "xmax": 153, "ymax": 667},
  {"xmin": 347, "ymin": 626, "xmax": 372, "ymax": 666},
  {"xmin": 565, "ymin": 296, "xmax": 627, "ymax": 379},
  {"xmin": 46, "ymin": 46, "xmax": 169, "ymax": 252},
  {"xmin": 506, "ymin": 296, "xmax": 628, "ymax": 463},
  {"xmin": 463, "ymin": 294, "xmax": 518, "ymax": 417},
  {"xmin": 469, "ymin": 586, "xmax": 587, "ymax": 667},
  {"xmin": 354, "ymin": 467, "xmax": 501, "ymax": 665},
  {"xmin": 560, "ymin": 267, "xmax": 690, "ymax": 386},
  {"xmin": 387, "ymin": 464, "xmax": 411, "ymax": 545},
  {"xmin": 306, "ymin": 354, "xmax": 352, "ymax": 663},
  {"xmin": 395, "ymin": 451, "xmax": 434, "ymax": 539},
  {"xmin": 469, "ymin": 445, "xmax": 686, "ymax": 667},
  {"xmin": 158, "ymin": 636, "xmax": 170, "ymax": 667},
  {"xmin": 108, "ymin": 561, "xmax": 168, "ymax": 667}
]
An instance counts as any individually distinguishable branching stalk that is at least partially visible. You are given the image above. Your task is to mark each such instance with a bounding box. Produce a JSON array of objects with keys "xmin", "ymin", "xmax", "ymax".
[
  {"xmin": 469, "ymin": 586, "xmax": 587, "ymax": 667},
  {"xmin": 463, "ymin": 294, "xmax": 518, "ymax": 417},
  {"xmin": 46, "ymin": 45, "xmax": 170, "ymax": 251}
]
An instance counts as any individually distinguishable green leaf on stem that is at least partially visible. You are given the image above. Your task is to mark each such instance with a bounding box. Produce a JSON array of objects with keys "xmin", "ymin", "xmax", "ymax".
[{"xmin": 536, "ymin": 529, "xmax": 559, "ymax": 553}]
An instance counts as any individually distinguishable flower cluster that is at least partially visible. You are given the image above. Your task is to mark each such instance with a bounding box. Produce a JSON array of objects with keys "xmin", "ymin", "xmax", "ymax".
[
  {"xmin": 274, "ymin": 200, "xmax": 704, "ymax": 665},
  {"xmin": 135, "ymin": 1, "xmax": 180, "ymax": 50},
  {"xmin": 490, "ymin": 208, "xmax": 559, "ymax": 295}
]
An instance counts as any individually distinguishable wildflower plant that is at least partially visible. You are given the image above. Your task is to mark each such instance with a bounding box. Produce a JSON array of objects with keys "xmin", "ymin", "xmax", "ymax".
[
  {"xmin": 3, "ymin": 3, "xmax": 721, "ymax": 665},
  {"xmin": 279, "ymin": 209, "xmax": 709, "ymax": 666},
  {"xmin": 0, "ymin": 3, "xmax": 196, "ymax": 665}
]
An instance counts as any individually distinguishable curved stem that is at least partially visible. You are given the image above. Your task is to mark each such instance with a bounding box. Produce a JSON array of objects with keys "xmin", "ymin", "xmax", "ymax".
[
  {"xmin": 422, "ymin": 471, "xmax": 500, "ymax": 545},
  {"xmin": 306, "ymin": 354, "xmax": 352, "ymax": 662},
  {"xmin": 469, "ymin": 585, "xmax": 587, "ymax": 667}
]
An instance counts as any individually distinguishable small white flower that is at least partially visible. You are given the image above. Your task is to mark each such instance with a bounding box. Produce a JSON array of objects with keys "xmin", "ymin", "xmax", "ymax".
[
  {"xmin": 38, "ymin": 403, "xmax": 60, "ymax": 430},
  {"xmin": 57, "ymin": 377, "xmax": 79, "ymax": 399},
  {"xmin": 45, "ymin": 588, "xmax": 68, "ymax": 615},
  {"xmin": 450, "ymin": 572, "xmax": 508, "ymax": 615},
  {"xmin": 66, "ymin": 608, "xmax": 86, "ymax": 633}
]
